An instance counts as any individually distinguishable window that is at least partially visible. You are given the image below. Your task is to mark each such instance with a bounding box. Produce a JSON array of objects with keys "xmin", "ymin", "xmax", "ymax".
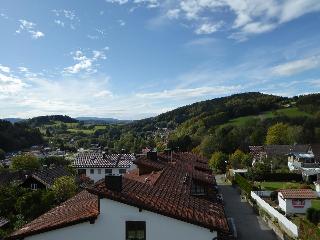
[
  {"xmin": 191, "ymin": 182, "xmax": 206, "ymax": 196},
  {"xmin": 105, "ymin": 169, "xmax": 112, "ymax": 175},
  {"xmin": 98, "ymin": 169, "xmax": 102, "ymax": 174},
  {"xmin": 119, "ymin": 169, "xmax": 126, "ymax": 174},
  {"xmin": 126, "ymin": 221, "xmax": 146, "ymax": 240},
  {"xmin": 90, "ymin": 169, "xmax": 94, "ymax": 174},
  {"xmin": 31, "ymin": 183, "xmax": 37, "ymax": 190}
]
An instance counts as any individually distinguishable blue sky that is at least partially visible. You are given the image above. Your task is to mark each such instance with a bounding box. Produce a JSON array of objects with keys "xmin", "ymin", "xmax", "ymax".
[{"xmin": 0, "ymin": 0, "xmax": 320, "ymax": 119}]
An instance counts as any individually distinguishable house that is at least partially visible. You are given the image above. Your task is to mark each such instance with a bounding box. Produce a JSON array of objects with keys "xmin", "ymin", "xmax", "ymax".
[
  {"xmin": 73, "ymin": 151, "xmax": 136, "ymax": 182},
  {"xmin": 249, "ymin": 144, "xmax": 310, "ymax": 166},
  {"xmin": 21, "ymin": 166, "xmax": 71, "ymax": 190},
  {"xmin": 278, "ymin": 189, "xmax": 317, "ymax": 214},
  {"xmin": 287, "ymin": 152, "xmax": 317, "ymax": 170},
  {"xmin": 9, "ymin": 152, "xmax": 232, "ymax": 240}
]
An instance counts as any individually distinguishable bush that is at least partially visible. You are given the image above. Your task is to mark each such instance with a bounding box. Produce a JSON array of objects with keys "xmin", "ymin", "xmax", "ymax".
[
  {"xmin": 306, "ymin": 207, "xmax": 320, "ymax": 224},
  {"xmin": 270, "ymin": 191, "xmax": 278, "ymax": 202},
  {"xmin": 247, "ymin": 172, "xmax": 302, "ymax": 182}
]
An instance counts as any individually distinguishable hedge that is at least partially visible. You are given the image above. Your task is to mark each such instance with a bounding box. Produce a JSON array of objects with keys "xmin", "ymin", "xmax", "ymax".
[
  {"xmin": 235, "ymin": 173, "xmax": 257, "ymax": 194},
  {"xmin": 249, "ymin": 172, "xmax": 302, "ymax": 182}
]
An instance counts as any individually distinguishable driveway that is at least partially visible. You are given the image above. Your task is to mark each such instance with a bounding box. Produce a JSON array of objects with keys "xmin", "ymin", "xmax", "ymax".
[{"xmin": 216, "ymin": 175, "xmax": 278, "ymax": 240}]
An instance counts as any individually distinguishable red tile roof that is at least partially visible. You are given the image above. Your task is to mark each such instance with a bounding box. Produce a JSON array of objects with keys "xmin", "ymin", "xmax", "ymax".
[
  {"xmin": 89, "ymin": 153, "xmax": 229, "ymax": 234},
  {"xmin": 279, "ymin": 189, "xmax": 317, "ymax": 199},
  {"xmin": 8, "ymin": 190, "xmax": 99, "ymax": 239}
]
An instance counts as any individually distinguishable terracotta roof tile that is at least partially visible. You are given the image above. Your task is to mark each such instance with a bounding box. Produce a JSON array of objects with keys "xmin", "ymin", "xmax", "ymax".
[
  {"xmin": 8, "ymin": 190, "xmax": 99, "ymax": 239},
  {"xmin": 89, "ymin": 152, "xmax": 229, "ymax": 233},
  {"xmin": 279, "ymin": 189, "xmax": 317, "ymax": 199}
]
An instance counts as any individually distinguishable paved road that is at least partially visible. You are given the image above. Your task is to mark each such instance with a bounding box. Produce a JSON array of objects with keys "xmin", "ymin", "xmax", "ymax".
[{"xmin": 216, "ymin": 175, "xmax": 278, "ymax": 240}]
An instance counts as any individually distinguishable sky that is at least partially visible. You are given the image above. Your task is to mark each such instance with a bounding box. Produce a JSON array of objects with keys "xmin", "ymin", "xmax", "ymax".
[{"xmin": 0, "ymin": 0, "xmax": 320, "ymax": 120}]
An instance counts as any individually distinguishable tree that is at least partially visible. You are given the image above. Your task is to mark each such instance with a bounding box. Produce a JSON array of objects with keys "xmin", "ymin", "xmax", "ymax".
[
  {"xmin": 229, "ymin": 150, "xmax": 252, "ymax": 169},
  {"xmin": 11, "ymin": 154, "xmax": 40, "ymax": 171},
  {"xmin": 0, "ymin": 148, "xmax": 5, "ymax": 160},
  {"xmin": 265, "ymin": 123, "xmax": 289, "ymax": 145},
  {"xmin": 209, "ymin": 152, "xmax": 228, "ymax": 173},
  {"xmin": 52, "ymin": 176, "xmax": 77, "ymax": 203},
  {"xmin": 15, "ymin": 190, "xmax": 55, "ymax": 221}
]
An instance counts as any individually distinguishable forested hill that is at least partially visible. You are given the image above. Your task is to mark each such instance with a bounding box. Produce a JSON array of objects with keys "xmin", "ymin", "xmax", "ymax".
[
  {"xmin": 27, "ymin": 115, "xmax": 78, "ymax": 127},
  {"xmin": 0, "ymin": 121, "xmax": 43, "ymax": 152},
  {"xmin": 128, "ymin": 92, "xmax": 286, "ymax": 132},
  {"xmin": 123, "ymin": 92, "xmax": 320, "ymax": 157}
]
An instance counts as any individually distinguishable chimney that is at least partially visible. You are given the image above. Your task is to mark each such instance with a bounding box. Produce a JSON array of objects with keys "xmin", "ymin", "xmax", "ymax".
[
  {"xmin": 147, "ymin": 151, "xmax": 157, "ymax": 161},
  {"xmin": 105, "ymin": 175, "xmax": 122, "ymax": 192}
]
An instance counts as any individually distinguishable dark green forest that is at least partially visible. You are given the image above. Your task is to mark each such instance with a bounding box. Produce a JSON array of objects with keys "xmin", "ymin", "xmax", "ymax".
[{"xmin": 0, "ymin": 121, "xmax": 43, "ymax": 152}]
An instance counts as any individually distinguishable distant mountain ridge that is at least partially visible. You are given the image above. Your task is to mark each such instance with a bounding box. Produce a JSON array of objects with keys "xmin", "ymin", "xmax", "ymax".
[
  {"xmin": 2, "ymin": 118, "xmax": 25, "ymax": 123},
  {"xmin": 76, "ymin": 117, "xmax": 131, "ymax": 124}
]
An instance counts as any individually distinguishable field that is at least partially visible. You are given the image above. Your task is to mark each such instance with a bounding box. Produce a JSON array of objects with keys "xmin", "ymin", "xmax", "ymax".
[{"xmin": 225, "ymin": 107, "xmax": 312, "ymax": 127}]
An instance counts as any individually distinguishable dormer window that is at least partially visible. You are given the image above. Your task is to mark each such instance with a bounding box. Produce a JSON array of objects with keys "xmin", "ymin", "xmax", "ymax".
[{"xmin": 191, "ymin": 181, "xmax": 206, "ymax": 196}]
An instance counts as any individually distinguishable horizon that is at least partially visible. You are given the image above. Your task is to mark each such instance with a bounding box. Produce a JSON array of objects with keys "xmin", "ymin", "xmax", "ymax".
[
  {"xmin": 1, "ymin": 1, "xmax": 320, "ymax": 119},
  {"xmin": 0, "ymin": 91, "xmax": 310, "ymax": 121}
]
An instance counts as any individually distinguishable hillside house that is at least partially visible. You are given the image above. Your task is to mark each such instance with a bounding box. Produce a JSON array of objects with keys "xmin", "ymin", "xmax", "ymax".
[
  {"xmin": 249, "ymin": 144, "xmax": 310, "ymax": 166},
  {"xmin": 278, "ymin": 189, "xmax": 317, "ymax": 214},
  {"xmin": 9, "ymin": 152, "xmax": 232, "ymax": 240},
  {"xmin": 73, "ymin": 152, "xmax": 135, "ymax": 182}
]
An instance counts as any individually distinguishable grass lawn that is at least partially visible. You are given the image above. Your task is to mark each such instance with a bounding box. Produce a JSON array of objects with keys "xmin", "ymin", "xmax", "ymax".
[
  {"xmin": 258, "ymin": 181, "xmax": 303, "ymax": 191},
  {"xmin": 67, "ymin": 128, "xmax": 95, "ymax": 134},
  {"xmin": 312, "ymin": 199, "xmax": 320, "ymax": 210},
  {"xmin": 224, "ymin": 107, "xmax": 312, "ymax": 127}
]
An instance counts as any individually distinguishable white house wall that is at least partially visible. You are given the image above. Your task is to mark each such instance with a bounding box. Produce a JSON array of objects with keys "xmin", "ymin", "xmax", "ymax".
[
  {"xmin": 278, "ymin": 193, "xmax": 312, "ymax": 214},
  {"xmin": 25, "ymin": 198, "xmax": 217, "ymax": 240},
  {"xmin": 79, "ymin": 168, "xmax": 126, "ymax": 182}
]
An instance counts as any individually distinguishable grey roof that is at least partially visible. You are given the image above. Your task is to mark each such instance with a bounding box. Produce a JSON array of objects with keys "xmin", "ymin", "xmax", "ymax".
[
  {"xmin": 74, "ymin": 152, "xmax": 135, "ymax": 168},
  {"xmin": 249, "ymin": 145, "xmax": 310, "ymax": 159},
  {"xmin": 0, "ymin": 217, "xmax": 9, "ymax": 228},
  {"xmin": 30, "ymin": 166, "xmax": 71, "ymax": 188}
]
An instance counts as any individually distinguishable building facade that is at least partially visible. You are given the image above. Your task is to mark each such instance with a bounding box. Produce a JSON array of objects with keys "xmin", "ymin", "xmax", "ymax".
[
  {"xmin": 278, "ymin": 189, "xmax": 317, "ymax": 214},
  {"xmin": 73, "ymin": 152, "xmax": 136, "ymax": 182}
]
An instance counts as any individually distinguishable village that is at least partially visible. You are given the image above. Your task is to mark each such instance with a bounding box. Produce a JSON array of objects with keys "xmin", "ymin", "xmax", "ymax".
[{"xmin": 0, "ymin": 141, "xmax": 320, "ymax": 240}]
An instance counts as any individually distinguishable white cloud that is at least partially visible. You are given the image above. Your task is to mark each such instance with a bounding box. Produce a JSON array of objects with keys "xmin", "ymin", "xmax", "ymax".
[
  {"xmin": 64, "ymin": 49, "xmax": 107, "ymax": 74},
  {"xmin": 118, "ymin": 19, "xmax": 126, "ymax": 26},
  {"xmin": 16, "ymin": 19, "xmax": 45, "ymax": 39},
  {"xmin": 106, "ymin": 0, "xmax": 159, "ymax": 8},
  {"xmin": 166, "ymin": 9, "xmax": 180, "ymax": 19},
  {"xmin": 0, "ymin": 13, "xmax": 8, "ymax": 19},
  {"xmin": 136, "ymin": 85, "xmax": 241, "ymax": 99},
  {"xmin": 94, "ymin": 90, "xmax": 113, "ymax": 98},
  {"xmin": 195, "ymin": 21, "xmax": 222, "ymax": 34},
  {"xmin": 54, "ymin": 19, "xmax": 65, "ymax": 27},
  {"xmin": 0, "ymin": 64, "xmax": 10, "ymax": 73},
  {"xmin": 134, "ymin": 0, "xmax": 160, "ymax": 8},
  {"xmin": 0, "ymin": 73, "xmax": 26, "ymax": 94},
  {"xmin": 105, "ymin": 0, "xmax": 128, "ymax": 4},
  {"xmin": 52, "ymin": 9, "xmax": 79, "ymax": 29},
  {"xmin": 163, "ymin": 0, "xmax": 320, "ymax": 39},
  {"xmin": 271, "ymin": 56, "xmax": 320, "ymax": 76}
]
